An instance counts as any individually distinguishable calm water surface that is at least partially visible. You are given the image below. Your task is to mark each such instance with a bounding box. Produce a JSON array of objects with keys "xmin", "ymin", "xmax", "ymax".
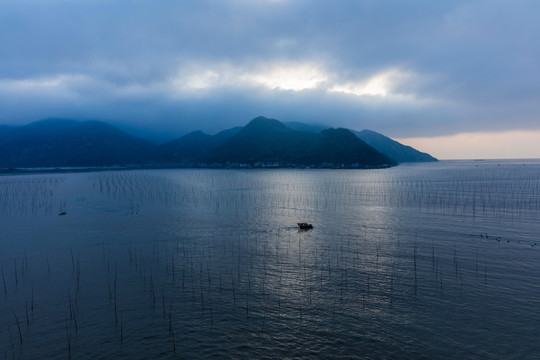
[{"xmin": 1, "ymin": 160, "xmax": 540, "ymax": 359}]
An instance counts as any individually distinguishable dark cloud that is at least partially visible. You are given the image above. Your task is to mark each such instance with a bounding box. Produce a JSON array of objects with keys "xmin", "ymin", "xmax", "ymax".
[{"xmin": 1, "ymin": 0, "xmax": 540, "ymax": 143}]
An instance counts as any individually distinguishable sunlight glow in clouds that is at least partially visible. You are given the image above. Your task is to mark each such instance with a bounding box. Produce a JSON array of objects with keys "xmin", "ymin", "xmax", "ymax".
[
  {"xmin": 173, "ymin": 63, "xmax": 413, "ymax": 99},
  {"xmin": 173, "ymin": 62, "xmax": 328, "ymax": 92},
  {"xmin": 397, "ymin": 130, "xmax": 540, "ymax": 160},
  {"xmin": 244, "ymin": 63, "xmax": 328, "ymax": 91},
  {"xmin": 329, "ymin": 70, "xmax": 410, "ymax": 97}
]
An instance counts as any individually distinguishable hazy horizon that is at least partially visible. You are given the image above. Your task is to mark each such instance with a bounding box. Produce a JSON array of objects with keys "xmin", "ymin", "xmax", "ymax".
[{"xmin": 2, "ymin": 1, "xmax": 539, "ymax": 159}]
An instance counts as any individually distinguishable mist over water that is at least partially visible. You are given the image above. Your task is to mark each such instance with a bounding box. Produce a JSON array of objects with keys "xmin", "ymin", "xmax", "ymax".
[{"xmin": 1, "ymin": 160, "xmax": 540, "ymax": 359}]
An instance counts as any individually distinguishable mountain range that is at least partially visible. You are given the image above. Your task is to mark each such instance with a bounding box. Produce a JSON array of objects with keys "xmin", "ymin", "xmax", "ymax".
[{"xmin": 0, "ymin": 116, "xmax": 436, "ymax": 169}]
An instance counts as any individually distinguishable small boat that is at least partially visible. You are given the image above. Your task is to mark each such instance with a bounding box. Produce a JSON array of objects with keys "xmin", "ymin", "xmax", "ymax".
[
  {"xmin": 59, "ymin": 211, "xmax": 67, "ymax": 216},
  {"xmin": 297, "ymin": 222, "xmax": 313, "ymax": 230}
]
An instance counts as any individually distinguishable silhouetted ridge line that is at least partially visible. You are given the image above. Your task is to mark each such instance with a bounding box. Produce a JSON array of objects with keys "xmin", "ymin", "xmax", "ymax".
[{"xmin": 0, "ymin": 116, "xmax": 436, "ymax": 169}]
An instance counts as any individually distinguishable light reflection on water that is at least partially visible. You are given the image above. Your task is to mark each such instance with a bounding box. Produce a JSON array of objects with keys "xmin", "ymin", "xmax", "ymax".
[{"xmin": 1, "ymin": 160, "xmax": 540, "ymax": 359}]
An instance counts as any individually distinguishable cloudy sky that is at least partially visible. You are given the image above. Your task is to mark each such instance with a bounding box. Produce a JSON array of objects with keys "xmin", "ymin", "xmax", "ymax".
[{"xmin": 1, "ymin": 0, "xmax": 539, "ymax": 159}]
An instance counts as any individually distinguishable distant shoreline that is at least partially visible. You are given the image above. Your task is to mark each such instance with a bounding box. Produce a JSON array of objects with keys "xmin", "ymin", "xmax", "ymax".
[
  {"xmin": 4, "ymin": 158, "xmax": 539, "ymax": 176},
  {"xmin": 0, "ymin": 162, "xmax": 397, "ymax": 175}
]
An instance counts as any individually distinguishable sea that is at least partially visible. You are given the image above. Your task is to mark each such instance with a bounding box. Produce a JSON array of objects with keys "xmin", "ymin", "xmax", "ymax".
[{"xmin": 1, "ymin": 159, "xmax": 539, "ymax": 359}]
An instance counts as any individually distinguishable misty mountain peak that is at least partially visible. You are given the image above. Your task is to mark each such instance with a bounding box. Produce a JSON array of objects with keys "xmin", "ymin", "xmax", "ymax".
[{"xmin": 245, "ymin": 116, "xmax": 289, "ymax": 130}]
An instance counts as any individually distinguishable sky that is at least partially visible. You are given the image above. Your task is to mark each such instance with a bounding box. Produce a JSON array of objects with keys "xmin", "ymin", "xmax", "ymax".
[{"xmin": 1, "ymin": 0, "xmax": 540, "ymax": 159}]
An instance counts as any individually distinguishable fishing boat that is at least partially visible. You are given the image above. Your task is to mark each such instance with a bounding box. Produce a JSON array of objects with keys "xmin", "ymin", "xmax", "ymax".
[{"xmin": 297, "ymin": 222, "xmax": 313, "ymax": 230}]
